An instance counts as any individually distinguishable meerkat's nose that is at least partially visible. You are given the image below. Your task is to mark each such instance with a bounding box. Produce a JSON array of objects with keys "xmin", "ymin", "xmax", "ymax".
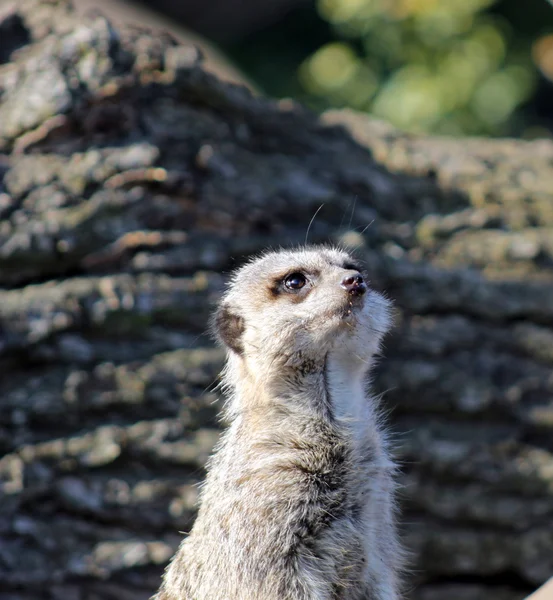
[{"xmin": 340, "ymin": 273, "xmax": 367, "ymax": 296}]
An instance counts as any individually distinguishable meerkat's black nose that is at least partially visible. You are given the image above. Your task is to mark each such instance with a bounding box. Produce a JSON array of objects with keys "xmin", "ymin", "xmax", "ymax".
[{"xmin": 341, "ymin": 273, "xmax": 367, "ymax": 296}]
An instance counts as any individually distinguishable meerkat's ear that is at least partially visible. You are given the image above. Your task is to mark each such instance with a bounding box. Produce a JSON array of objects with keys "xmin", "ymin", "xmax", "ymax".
[{"xmin": 213, "ymin": 304, "xmax": 245, "ymax": 355}]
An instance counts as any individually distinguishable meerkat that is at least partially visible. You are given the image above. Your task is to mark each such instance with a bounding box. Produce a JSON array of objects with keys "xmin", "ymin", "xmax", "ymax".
[{"xmin": 155, "ymin": 245, "xmax": 403, "ymax": 600}]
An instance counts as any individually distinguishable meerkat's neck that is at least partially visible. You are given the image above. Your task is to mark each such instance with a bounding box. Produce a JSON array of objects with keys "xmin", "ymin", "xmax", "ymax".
[
  {"xmin": 224, "ymin": 352, "xmax": 376, "ymax": 448},
  {"xmin": 325, "ymin": 353, "xmax": 377, "ymax": 444}
]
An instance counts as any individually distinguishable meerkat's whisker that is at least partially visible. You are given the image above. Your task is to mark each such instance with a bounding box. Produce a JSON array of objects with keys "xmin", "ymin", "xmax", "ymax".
[
  {"xmin": 359, "ymin": 219, "xmax": 375, "ymax": 235},
  {"xmin": 348, "ymin": 195, "xmax": 358, "ymax": 230},
  {"xmin": 304, "ymin": 203, "xmax": 325, "ymax": 246}
]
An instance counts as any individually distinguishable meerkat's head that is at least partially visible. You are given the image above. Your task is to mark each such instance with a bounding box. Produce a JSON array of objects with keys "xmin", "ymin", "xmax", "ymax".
[{"xmin": 213, "ymin": 246, "xmax": 392, "ymax": 385}]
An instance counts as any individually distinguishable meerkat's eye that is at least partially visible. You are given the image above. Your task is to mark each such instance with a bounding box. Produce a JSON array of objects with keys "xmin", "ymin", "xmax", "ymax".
[{"xmin": 284, "ymin": 273, "xmax": 307, "ymax": 290}]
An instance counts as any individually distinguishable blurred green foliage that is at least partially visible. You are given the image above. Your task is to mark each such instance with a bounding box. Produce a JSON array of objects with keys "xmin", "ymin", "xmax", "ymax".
[
  {"xmin": 224, "ymin": 0, "xmax": 553, "ymax": 137},
  {"xmin": 300, "ymin": 0, "xmax": 537, "ymax": 135}
]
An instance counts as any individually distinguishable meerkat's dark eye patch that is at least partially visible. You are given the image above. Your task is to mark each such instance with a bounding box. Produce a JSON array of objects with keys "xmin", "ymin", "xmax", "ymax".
[
  {"xmin": 343, "ymin": 261, "xmax": 364, "ymax": 272},
  {"xmin": 284, "ymin": 272, "xmax": 307, "ymax": 290},
  {"xmin": 214, "ymin": 304, "xmax": 245, "ymax": 355}
]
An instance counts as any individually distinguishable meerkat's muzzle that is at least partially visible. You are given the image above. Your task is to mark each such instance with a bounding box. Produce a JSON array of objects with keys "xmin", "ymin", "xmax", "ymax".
[
  {"xmin": 339, "ymin": 274, "xmax": 367, "ymax": 320},
  {"xmin": 340, "ymin": 273, "xmax": 367, "ymax": 297}
]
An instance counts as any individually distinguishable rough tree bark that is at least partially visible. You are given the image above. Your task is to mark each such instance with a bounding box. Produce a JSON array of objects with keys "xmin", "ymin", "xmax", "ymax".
[{"xmin": 0, "ymin": 2, "xmax": 552, "ymax": 599}]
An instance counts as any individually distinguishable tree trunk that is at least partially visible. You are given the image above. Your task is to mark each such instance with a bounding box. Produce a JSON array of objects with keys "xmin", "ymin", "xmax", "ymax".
[{"xmin": 0, "ymin": 2, "xmax": 552, "ymax": 599}]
